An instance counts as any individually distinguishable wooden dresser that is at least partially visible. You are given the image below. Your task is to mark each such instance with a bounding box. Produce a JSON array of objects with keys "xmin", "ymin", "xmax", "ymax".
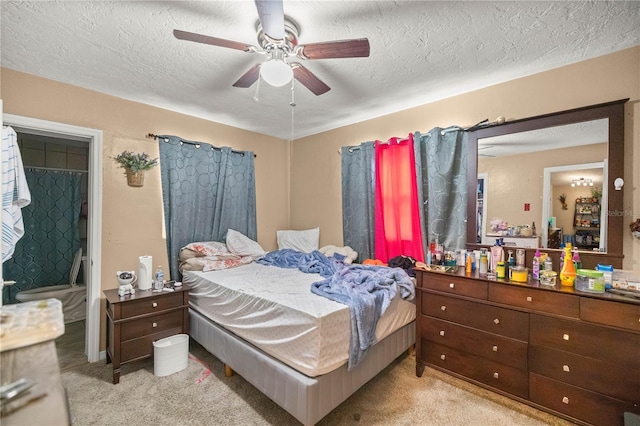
[
  {"xmin": 415, "ymin": 268, "xmax": 640, "ymax": 426},
  {"xmin": 105, "ymin": 286, "xmax": 190, "ymax": 384}
]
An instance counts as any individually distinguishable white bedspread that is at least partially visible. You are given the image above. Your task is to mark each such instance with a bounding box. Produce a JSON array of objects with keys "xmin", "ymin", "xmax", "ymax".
[{"xmin": 185, "ymin": 262, "xmax": 415, "ymax": 377}]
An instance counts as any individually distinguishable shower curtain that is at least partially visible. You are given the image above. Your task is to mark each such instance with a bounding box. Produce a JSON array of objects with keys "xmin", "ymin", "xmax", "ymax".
[{"xmin": 2, "ymin": 169, "xmax": 82, "ymax": 304}]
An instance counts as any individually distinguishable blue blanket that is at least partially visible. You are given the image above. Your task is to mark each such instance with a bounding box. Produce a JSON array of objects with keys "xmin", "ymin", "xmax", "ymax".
[{"xmin": 257, "ymin": 249, "xmax": 415, "ymax": 370}]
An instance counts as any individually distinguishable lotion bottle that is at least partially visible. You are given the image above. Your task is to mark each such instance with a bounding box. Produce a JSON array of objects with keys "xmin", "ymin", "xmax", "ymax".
[{"xmin": 490, "ymin": 239, "xmax": 504, "ymax": 273}]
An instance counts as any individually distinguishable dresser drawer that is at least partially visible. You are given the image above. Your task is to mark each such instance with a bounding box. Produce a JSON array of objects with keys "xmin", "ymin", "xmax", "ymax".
[
  {"xmin": 529, "ymin": 344, "xmax": 640, "ymax": 402},
  {"xmin": 120, "ymin": 292, "xmax": 185, "ymax": 319},
  {"xmin": 488, "ymin": 283, "xmax": 579, "ymax": 317},
  {"xmin": 530, "ymin": 373, "xmax": 639, "ymax": 426},
  {"xmin": 422, "ymin": 293, "xmax": 529, "ymax": 340},
  {"xmin": 530, "ymin": 314, "xmax": 640, "ymax": 370},
  {"xmin": 580, "ymin": 297, "xmax": 640, "ymax": 332},
  {"xmin": 420, "ymin": 316, "xmax": 527, "ymax": 369},
  {"xmin": 121, "ymin": 310, "xmax": 184, "ymax": 341},
  {"xmin": 120, "ymin": 327, "xmax": 184, "ymax": 363},
  {"xmin": 422, "ymin": 340, "xmax": 528, "ymax": 398},
  {"xmin": 420, "ymin": 273, "xmax": 487, "ymax": 299}
]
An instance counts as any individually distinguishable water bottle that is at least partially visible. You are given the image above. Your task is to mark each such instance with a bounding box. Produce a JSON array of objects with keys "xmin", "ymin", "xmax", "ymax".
[{"xmin": 154, "ymin": 265, "xmax": 165, "ymax": 292}]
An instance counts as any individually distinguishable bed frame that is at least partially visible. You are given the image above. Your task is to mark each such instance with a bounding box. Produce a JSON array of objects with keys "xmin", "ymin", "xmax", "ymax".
[{"xmin": 189, "ymin": 308, "xmax": 415, "ymax": 425}]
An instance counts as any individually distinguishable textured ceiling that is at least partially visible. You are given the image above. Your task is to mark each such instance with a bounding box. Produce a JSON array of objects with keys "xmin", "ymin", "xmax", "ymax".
[{"xmin": 2, "ymin": 1, "xmax": 639, "ymax": 140}]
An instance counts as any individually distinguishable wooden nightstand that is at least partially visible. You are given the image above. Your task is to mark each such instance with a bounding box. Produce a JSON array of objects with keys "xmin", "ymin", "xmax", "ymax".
[{"xmin": 104, "ymin": 286, "xmax": 190, "ymax": 384}]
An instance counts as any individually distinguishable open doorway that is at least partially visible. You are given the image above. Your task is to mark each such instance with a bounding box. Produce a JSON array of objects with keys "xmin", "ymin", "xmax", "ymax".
[
  {"xmin": 2, "ymin": 113, "xmax": 103, "ymax": 363},
  {"xmin": 542, "ymin": 161, "xmax": 606, "ymax": 250}
]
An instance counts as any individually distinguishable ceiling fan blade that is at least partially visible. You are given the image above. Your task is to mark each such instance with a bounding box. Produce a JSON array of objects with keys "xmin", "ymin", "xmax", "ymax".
[
  {"xmin": 173, "ymin": 29, "xmax": 254, "ymax": 52},
  {"xmin": 291, "ymin": 63, "xmax": 330, "ymax": 96},
  {"xmin": 232, "ymin": 64, "xmax": 261, "ymax": 88},
  {"xmin": 255, "ymin": 0, "xmax": 285, "ymax": 39},
  {"xmin": 297, "ymin": 38, "xmax": 370, "ymax": 59}
]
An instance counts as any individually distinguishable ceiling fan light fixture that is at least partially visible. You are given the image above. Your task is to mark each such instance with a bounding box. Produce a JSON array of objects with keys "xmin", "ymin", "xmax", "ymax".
[{"xmin": 260, "ymin": 58, "xmax": 293, "ymax": 87}]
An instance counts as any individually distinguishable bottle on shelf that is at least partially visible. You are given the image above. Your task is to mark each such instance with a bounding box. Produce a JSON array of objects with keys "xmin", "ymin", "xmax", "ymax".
[
  {"xmin": 506, "ymin": 250, "xmax": 515, "ymax": 280},
  {"xmin": 490, "ymin": 238, "xmax": 504, "ymax": 273}
]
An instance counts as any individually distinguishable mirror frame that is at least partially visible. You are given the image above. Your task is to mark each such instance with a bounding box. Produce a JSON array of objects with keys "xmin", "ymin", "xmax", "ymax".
[{"xmin": 466, "ymin": 99, "xmax": 628, "ymax": 262}]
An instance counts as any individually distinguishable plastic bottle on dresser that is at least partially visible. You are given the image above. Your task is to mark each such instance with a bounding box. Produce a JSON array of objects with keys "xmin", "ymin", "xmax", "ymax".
[
  {"xmin": 559, "ymin": 249, "xmax": 576, "ymax": 286},
  {"xmin": 490, "ymin": 239, "xmax": 504, "ymax": 273},
  {"xmin": 479, "ymin": 248, "xmax": 488, "ymax": 275},
  {"xmin": 506, "ymin": 250, "xmax": 515, "ymax": 280},
  {"xmin": 572, "ymin": 248, "xmax": 582, "ymax": 270},
  {"xmin": 154, "ymin": 265, "xmax": 165, "ymax": 292},
  {"xmin": 532, "ymin": 249, "xmax": 541, "ymax": 280}
]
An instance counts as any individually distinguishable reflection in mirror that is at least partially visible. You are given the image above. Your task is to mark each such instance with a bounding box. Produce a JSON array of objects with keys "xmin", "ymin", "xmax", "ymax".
[
  {"xmin": 477, "ymin": 119, "xmax": 608, "ymax": 250},
  {"xmin": 466, "ymin": 99, "xmax": 627, "ymax": 263}
]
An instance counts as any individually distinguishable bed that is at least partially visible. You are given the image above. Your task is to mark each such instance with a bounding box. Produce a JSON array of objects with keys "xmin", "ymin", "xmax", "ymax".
[{"xmin": 181, "ymin": 235, "xmax": 416, "ymax": 425}]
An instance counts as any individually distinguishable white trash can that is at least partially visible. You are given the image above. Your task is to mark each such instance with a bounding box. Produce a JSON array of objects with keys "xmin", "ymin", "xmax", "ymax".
[{"xmin": 153, "ymin": 334, "xmax": 189, "ymax": 377}]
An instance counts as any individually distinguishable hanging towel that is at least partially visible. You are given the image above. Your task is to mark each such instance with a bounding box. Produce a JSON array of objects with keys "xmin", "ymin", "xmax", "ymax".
[{"xmin": 2, "ymin": 126, "xmax": 31, "ymax": 262}]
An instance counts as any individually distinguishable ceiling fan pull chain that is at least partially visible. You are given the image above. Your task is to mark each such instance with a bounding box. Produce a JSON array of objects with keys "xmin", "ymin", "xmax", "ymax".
[
  {"xmin": 290, "ymin": 79, "xmax": 296, "ymax": 142},
  {"xmin": 252, "ymin": 78, "xmax": 262, "ymax": 103}
]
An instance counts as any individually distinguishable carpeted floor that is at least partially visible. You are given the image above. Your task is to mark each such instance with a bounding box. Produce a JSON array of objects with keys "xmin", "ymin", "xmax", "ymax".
[{"xmin": 60, "ymin": 338, "xmax": 576, "ymax": 426}]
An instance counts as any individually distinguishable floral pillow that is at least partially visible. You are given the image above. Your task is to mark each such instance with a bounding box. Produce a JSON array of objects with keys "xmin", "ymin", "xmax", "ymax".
[{"xmin": 184, "ymin": 241, "xmax": 232, "ymax": 258}]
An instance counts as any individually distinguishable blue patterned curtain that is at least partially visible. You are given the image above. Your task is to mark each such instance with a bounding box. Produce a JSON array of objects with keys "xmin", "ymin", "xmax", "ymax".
[
  {"xmin": 414, "ymin": 128, "xmax": 468, "ymax": 251},
  {"xmin": 158, "ymin": 136, "xmax": 256, "ymax": 280},
  {"xmin": 341, "ymin": 142, "xmax": 375, "ymax": 262},
  {"xmin": 2, "ymin": 169, "xmax": 82, "ymax": 304}
]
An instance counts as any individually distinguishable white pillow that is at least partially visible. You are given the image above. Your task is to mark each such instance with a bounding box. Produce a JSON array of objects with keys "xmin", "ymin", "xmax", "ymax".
[
  {"xmin": 277, "ymin": 227, "xmax": 320, "ymax": 252},
  {"xmin": 226, "ymin": 229, "xmax": 265, "ymax": 257}
]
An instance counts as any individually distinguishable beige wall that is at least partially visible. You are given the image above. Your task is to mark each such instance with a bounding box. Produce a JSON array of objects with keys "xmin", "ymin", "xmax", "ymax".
[
  {"xmin": 479, "ymin": 143, "xmax": 607, "ymax": 236},
  {"xmin": 1, "ymin": 68, "xmax": 290, "ymax": 347},
  {"xmin": 291, "ymin": 46, "xmax": 640, "ymax": 271}
]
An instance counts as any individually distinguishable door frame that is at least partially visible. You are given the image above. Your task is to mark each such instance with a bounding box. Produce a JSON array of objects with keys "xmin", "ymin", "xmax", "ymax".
[{"xmin": 3, "ymin": 113, "xmax": 103, "ymax": 362}]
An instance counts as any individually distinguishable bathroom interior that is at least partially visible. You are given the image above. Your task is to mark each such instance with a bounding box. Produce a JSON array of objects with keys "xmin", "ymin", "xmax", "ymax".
[{"xmin": 2, "ymin": 131, "xmax": 90, "ymax": 369}]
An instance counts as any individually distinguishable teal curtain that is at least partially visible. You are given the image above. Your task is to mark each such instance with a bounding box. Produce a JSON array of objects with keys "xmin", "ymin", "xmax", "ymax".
[
  {"xmin": 341, "ymin": 142, "xmax": 375, "ymax": 262},
  {"xmin": 414, "ymin": 128, "xmax": 468, "ymax": 251},
  {"xmin": 2, "ymin": 169, "xmax": 82, "ymax": 304},
  {"xmin": 158, "ymin": 136, "xmax": 257, "ymax": 281}
]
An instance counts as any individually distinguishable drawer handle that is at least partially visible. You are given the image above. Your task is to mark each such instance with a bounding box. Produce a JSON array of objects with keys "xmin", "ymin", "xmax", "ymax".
[
  {"xmin": 440, "ymin": 305, "xmax": 446, "ymax": 311},
  {"xmin": 526, "ymin": 296, "xmax": 532, "ymax": 302},
  {"xmin": 562, "ymin": 396, "xmax": 569, "ymax": 404},
  {"xmin": 439, "ymin": 330, "xmax": 445, "ymax": 336},
  {"xmin": 493, "ymin": 372, "xmax": 499, "ymax": 379},
  {"xmin": 440, "ymin": 354, "xmax": 446, "ymax": 360},
  {"xmin": 563, "ymin": 365, "xmax": 570, "ymax": 372},
  {"xmin": 563, "ymin": 334, "xmax": 570, "ymax": 341},
  {"xmin": 152, "ymin": 302, "xmax": 158, "ymax": 308},
  {"xmin": 493, "ymin": 318, "xmax": 500, "ymax": 325},
  {"xmin": 492, "ymin": 345, "xmax": 498, "ymax": 352},
  {"xmin": 152, "ymin": 322, "xmax": 158, "ymax": 328},
  {"xmin": 449, "ymin": 283, "xmax": 455, "ymax": 289}
]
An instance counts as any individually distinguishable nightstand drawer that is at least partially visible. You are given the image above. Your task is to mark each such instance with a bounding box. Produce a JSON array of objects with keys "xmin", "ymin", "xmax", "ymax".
[
  {"xmin": 530, "ymin": 373, "xmax": 640, "ymax": 426},
  {"xmin": 421, "ymin": 273, "xmax": 487, "ymax": 299},
  {"xmin": 420, "ymin": 316, "xmax": 528, "ymax": 369},
  {"xmin": 121, "ymin": 310, "xmax": 184, "ymax": 341},
  {"xmin": 488, "ymin": 283, "xmax": 579, "ymax": 317},
  {"xmin": 422, "ymin": 340, "xmax": 528, "ymax": 398},
  {"xmin": 530, "ymin": 314, "xmax": 640, "ymax": 369},
  {"xmin": 120, "ymin": 328, "xmax": 184, "ymax": 362},
  {"xmin": 529, "ymin": 344, "xmax": 640, "ymax": 402},
  {"xmin": 422, "ymin": 293, "xmax": 529, "ymax": 340},
  {"xmin": 120, "ymin": 292, "xmax": 184, "ymax": 319}
]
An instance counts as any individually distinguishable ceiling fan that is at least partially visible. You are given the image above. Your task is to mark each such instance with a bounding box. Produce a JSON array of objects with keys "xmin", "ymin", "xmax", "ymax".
[{"xmin": 173, "ymin": 0, "xmax": 370, "ymax": 96}]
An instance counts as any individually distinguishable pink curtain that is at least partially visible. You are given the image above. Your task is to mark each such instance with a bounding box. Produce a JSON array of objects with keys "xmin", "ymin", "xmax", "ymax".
[{"xmin": 374, "ymin": 134, "xmax": 424, "ymax": 263}]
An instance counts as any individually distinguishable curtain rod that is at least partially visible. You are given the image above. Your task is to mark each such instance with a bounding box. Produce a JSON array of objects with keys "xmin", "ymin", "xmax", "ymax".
[
  {"xmin": 26, "ymin": 166, "xmax": 87, "ymax": 174},
  {"xmin": 147, "ymin": 133, "xmax": 256, "ymax": 158}
]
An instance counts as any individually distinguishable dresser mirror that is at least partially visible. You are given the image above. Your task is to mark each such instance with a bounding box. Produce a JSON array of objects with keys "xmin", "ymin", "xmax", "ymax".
[{"xmin": 466, "ymin": 99, "xmax": 627, "ymax": 261}]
